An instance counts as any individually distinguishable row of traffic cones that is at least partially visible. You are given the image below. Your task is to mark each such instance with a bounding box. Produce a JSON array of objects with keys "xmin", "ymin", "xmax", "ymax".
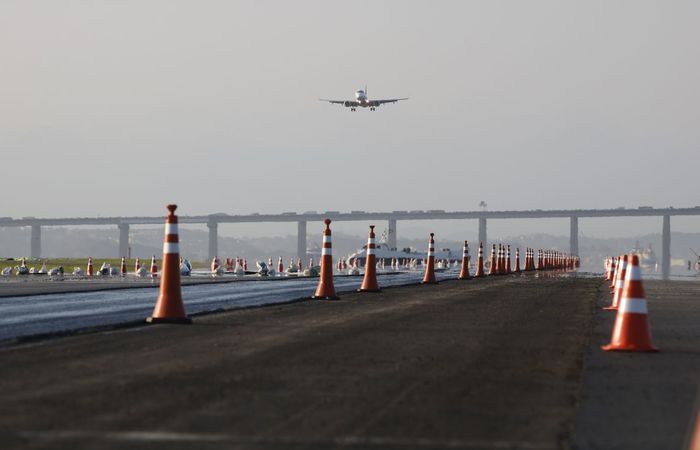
[
  {"xmin": 145, "ymin": 207, "xmax": 582, "ymax": 324},
  {"xmin": 601, "ymin": 254, "xmax": 657, "ymax": 352},
  {"xmin": 64, "ymin": 256, "xmax": 159, "ymax": 278}
]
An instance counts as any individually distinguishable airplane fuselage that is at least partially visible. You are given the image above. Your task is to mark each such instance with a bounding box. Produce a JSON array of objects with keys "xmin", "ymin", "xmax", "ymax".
[{"xmin": 355, "ymin": 89, "xmax": 368, "ymax": 105}]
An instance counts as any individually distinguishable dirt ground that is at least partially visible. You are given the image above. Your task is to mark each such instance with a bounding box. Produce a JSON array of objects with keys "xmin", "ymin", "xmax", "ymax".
[{"xmin": 0, "ymin": 274, "xmax": 697, "ymax": 449}]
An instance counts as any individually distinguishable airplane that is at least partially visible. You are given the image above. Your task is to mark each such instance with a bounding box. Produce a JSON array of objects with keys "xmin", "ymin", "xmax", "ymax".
[{"xmin": 320, "ymin": 85, "xmax": 408, "ymax": 111}]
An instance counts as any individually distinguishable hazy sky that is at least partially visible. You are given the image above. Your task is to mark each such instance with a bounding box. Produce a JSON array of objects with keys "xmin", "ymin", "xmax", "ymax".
[{"xmin": 1, "ymin": 1, "xmax": 698, "ymax": 238}]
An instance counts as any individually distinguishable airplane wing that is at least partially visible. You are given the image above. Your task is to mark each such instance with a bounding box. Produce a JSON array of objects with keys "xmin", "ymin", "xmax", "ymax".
[
  {"xmin": 373, "ymin": 98, "xmax": 409, "ymax": 105},
  {"xmin": 319, "ymin": 99, "xmax": 359, "ymax": 107}
]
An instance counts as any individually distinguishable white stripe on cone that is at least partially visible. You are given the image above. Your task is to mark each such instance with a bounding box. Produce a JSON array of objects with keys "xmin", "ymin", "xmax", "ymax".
[
  {"xmin": 163, "ymin": 242, "xmax": 179, "ymax": 254},
  {"xmin": 618, "ymin": 298, "xmax": 648, "ymax": 314}
]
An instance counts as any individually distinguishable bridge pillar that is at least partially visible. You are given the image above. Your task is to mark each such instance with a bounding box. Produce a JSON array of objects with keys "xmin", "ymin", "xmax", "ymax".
[
  {"xmin": 297, "ymin": 221, "xmax": 307, "ymax": 260},
  {"xmin": 569, "ymin": 216, "xmax": 579, "ymax": 256},
  {"xmin": 478, "ymin": 218, "xmax": 487, "ymax": 249},
  {"xmin": 118, "ymin": 224, "xmax": 130, "ymax": 258},
  {"xmin": 662, "ymin": 215, "xmax": 671, "ymax": 280},
  {"xmin": 30, "ymin": 224, "xmax": 41, "ymax": 258},
  {"xmin": 207, "ymin": 220, "xmax": 218, "ymax": 261},
  {"xmin": 388, "ymin": 218, "xmax": 397, "ymax": 250}
]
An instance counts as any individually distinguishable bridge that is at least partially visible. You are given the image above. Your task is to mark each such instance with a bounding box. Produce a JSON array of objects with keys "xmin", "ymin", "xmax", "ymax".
[{"xmin": 2, "ymin": 206, "xmax": 698, "ymax": 279}]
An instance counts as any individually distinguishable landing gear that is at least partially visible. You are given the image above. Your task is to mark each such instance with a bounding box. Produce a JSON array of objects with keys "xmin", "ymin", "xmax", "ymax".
[
  {"xmin": 350, "ymin": 108, "xmax": 356, "ymax": 112},
  {"xmin": 370, "ymin": 107, "xmax": 376, "ymax": 111}
]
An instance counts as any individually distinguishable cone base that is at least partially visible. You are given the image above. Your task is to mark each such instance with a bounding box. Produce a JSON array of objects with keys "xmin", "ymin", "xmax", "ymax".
[
  {"xmin": 146, "ymin": 316, "xmax": 192, "ymax": 324},
  {"xmin": 601, "ymin": 343, "xmax": 658, "ymax": 352},
  {"xmin": 311, "ymin": 295, "xmax": 340, "ymax": 300},
  {"xmin": 458, "ymin": 276, "xmax": 472, "ymax": 280},
  {"xmin": 602, "ymin": 306, "xmax": 618, "ymax": 311},
  {"xmin": 357, "ymin": 288, "xmax": 381, "ymax": 293},
  {"xmin": 421, "ymin": 281, "xmax": 438, "ymax": 285}
]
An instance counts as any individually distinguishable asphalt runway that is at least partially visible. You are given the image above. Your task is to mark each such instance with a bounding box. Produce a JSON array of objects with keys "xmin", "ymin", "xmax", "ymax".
[
  {"xmin": 0, "ymin": 275, "xmax": 698, "ymax": 449},
  {"xmin": 0, "ymin": 270, "xmax": 446, "ymax": 342}
]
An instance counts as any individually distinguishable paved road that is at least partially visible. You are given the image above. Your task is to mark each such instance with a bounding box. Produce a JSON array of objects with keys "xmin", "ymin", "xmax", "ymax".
[
  {"xmin": 0, "ymin": 271, "xmax": 445, "ymax": 342},
  {"xmin": 2, "ymin": 275, "xmax": 698, "ymax": 449},
  {"xmin": 0, "ymin": 273, "xmax": 596, "ymax": 449},
  {"xmin": 575, "ymin": 280, "xmax": 700, "ymax": 449}
]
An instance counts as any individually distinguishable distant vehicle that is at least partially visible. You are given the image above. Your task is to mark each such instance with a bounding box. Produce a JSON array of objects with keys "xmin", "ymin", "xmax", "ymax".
[
  {"xmin": 392, "ymin": 210, "xmax": 407, "ymax": 214},
  {"xmin": 303, "ymin": 211, "xmax": 317, "ymax": 215},
  {"xmin": 0, "ymin": 217, "xmax": 12, "ymax": 220},
  {"xmin": 638, "ymin": 206, "xmax": 653, "ymax": 210},
  {"xmin": 615, "ymin": 207, "xmax": 626, "ymax": 210},
  {"xmin": 427, "ymin": 210, "xmax": 445, "ymax": 213},
  {"xmin": 319, "ymin": 85, "xmax": 408, "ymax": 111},
  {"xmin": 281, "ymin": 212, "xmax": 297, "ymax": 216},
  {"xmin": 409, "ymin": 210, "xmax": 423, "ymax": 213},
  {"xmin": 324, "ymin": 211, "xmax": 339, "ymax": 214},
  {"xmin": 350, "ymin": 210, "xmax": 365, "ymax": 214}
]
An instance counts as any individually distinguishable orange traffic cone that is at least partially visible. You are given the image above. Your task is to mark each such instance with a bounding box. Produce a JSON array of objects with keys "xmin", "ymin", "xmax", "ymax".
[
  {"xmin": 312, "ymin": 219, "xmax": 339, "ymax": 300},
  {"xmin": 421, "ymin": 233, "xmax": 438, "ymax": 284},
  {"xmin": 277, "ymin": 256, "xmax": 284, "ymax": 274},
  {"xmin": 610, "ymin": 256, "xmax": 621, "ymax": 291},
  {"xmin": 358, "ymin": 225, "xmax": 381, "ymax": 292},
  {"xmin": 147, "ymin": 205, "xmax": 191, "ymax": 324},
  {"xmin": 514, "ymin": 248, "xmax": 521, "ymax": 272},
  {"xmin": 602, "ymin": 254, "xmax": 657, "ymax": 352},
  {"xmin": 86, "ymin": 257, "xmax": 94, "ymax": 276},
  {"xmin": 605, "ymin": 254, "xmax": 628, "ymax": 311},
  {"xmin": 474, "ymin": 242, "xmax": 485, "ymax": 277},
  {"xmin": 120, "ymin": 257, "xmax": 127, "ymax": 277},
  {"xmin": 488, "ymin": 244, "xmax": 497, "ymax": 276},
  {"xmin": 134, "ymin": 257, "xmax": 141, "ymax": 274},
  {"xmin": 150, "ymin": 255, "xmax": 158, "ymax": 278},
  {"xmin": 604, "ymin": 257, "xmax": 612, "ymax": 280},
  {"xmin": 459, "ymin": 240, "xmax": 471, "ymax": 280},
  {"xmin": 505, "ymin": 245, "xmax": 512, "ymax": 274}
]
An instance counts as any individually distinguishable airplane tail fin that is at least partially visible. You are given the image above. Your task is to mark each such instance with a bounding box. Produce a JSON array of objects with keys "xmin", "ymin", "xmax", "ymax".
[{"xmin": 365, "ymin": 84, "xmax": 368, "ymax": 96}]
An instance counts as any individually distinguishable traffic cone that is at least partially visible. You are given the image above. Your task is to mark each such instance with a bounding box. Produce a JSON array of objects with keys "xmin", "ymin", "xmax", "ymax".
[
  {"xmin": 505, "ymin": 245, "xmax": 512, "ymax": 274},
  {"xmin": 120, "ymin": 257, "xmax": 127, "ymax": 277},
  {"xmin": 312, "ymin": 219, "xmax": 339, "ymax": 300},
  {"xmin": 211, "ymin": 257, "xmax": 220, "ymax": 273},
  {"xmin": 459, "ymin": 240, "xmax": 471, "ymax": 280},
  {"xmin": 605, "ymin": 254, "xmax": 628, "ymax": 311},
  {"xmin": 488, "ymin": 244, "xmax": 497, "ymax": 275},
  {"xmin": 150, "ymin": 255, "xmax": 158, "ymax": 278},
  {"xmin": 147, "ymin": 204, "xmax": 191, "ymax": 324},
  {"xmin": 277, "ymin": 256, "xmax": 284, "ymax": 274},
  {"xmin": 358, "ymin": 225, "xmax": 381, "ymax": 292},
  {"xmin": 134, "ymin": 257, "xmax": 141, "ymax": 274},
  {"xmin": 514, "ymin": 248, "xmax": 521, "ymax": 272},
  {"xmin": 474, "ymin": 242, "xmax": 485, "ymax": 277},
  {"xmin": 523, "ymin": 249, "xmax": 529, "ymax": 271},
  {"xmin": 421, "ymin": 233, "xmax": 438, "ymax": 284},
  {"xmin": 602, "ymin": 254, "xmax": 657, "ymax": 352},
  {"xmin": 610, "ymin": 256, "xmax": 621, "ymax": 290},
  {"xmin": 86, "ymin": 257, "xmax": 93, "ymax": 276}
]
